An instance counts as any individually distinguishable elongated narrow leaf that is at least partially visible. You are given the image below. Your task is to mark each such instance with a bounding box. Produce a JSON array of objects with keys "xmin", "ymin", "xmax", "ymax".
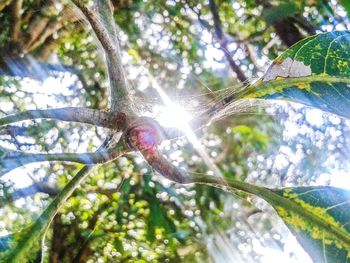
[
  {"xmin": 0, "ymin": 166, "xmax": 94, "ymax": 263},
  {"xmin": 272, "ymin": 186, "xmax": 350, "ymax": 263},
  {"xmin": 242, "ymin": 31, "xmax": 350, "ymax": 119}
]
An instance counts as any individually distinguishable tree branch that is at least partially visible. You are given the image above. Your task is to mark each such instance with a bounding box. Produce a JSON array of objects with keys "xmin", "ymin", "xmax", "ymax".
[
  {"xmin": 7, "ymin": 183, "xmax": 58, "ymax": 201},
  {"xmin": 26, "ymin": 7, "xmax": 80, "ymax": 52},
  {"xmin": 0, "ymin": 107, "xmax": 119, "ymax": 129},
  {"xmin": 0, "ymin": 0, "xmax": 12, "ymax": 12},
  {"xmin": 186, "ymin": 0, "xmax": 247, "ymax": 82},
  {"xmin": 10, "ymin": 0, "xmax": 23, "ymax": 41},
  {"xmin": 0, "ymin": 142, "xmax": 128, "ymax": 176},
  {"xmin": 71, "ymin": 0, "xmax": 132, "ymax": 112},
  {"xmin": 72, "ymin": 202, "xmax": 109, "ymax": 263},
  {"xmin": 208, "ymin": 0, "xmax": 247, "ymax": 82},
  {"xmin": 7, "ymin": 133, "xmax": 119, "ymax": 262},
  {"xmin": 143, "ymin": 149, "xmax": 187, "ymax": 183},
  {"xmin": 17, "ymin": 2, "xmax": 56, "ymax": 52},
  {"xmin": 0, "ymin": 55, "xmax": 83, "ymax": 80},
  {"xmin": 71, "ymin": 0, "xmax": 117, "ymax": 55}
]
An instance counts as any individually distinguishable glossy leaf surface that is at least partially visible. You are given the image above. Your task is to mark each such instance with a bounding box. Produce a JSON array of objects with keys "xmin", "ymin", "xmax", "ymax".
[
  {"xmin": 273, "ymin": 186, "xmax": 350, "ymax": 263},
  {"xmin": 243, "ymin": 31, "xmax": 350, "ymax": 119}
]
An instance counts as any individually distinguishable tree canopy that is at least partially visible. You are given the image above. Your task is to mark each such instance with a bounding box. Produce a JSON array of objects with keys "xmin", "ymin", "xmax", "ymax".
[{"xmin": 1, "ymin": 0, "xmax": 350, "ymax": 262}]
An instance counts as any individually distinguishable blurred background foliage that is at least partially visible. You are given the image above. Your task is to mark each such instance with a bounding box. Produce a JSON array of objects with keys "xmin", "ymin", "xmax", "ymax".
[{"xmin": 0, "ymin": 0, "xmax": 350, "ymax": 262}]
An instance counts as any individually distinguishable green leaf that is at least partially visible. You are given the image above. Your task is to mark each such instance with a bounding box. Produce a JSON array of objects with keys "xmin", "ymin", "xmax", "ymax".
[
  {"xmin": 263, "ymin": 2, "xmax": 299, "ymax": 23},
  {"xmin": 340, "ymin": 0, "xmax": 350, "ymax": 16},
  {"xmin": 145, "ymin": 193, "xmax": 176, "ymax": 242},
  {"xmin": 241, "ymin": 31, "xmax": 350, "ymax": 120},
  {"xmin": 191, "ymin": 175, "xmax": 350, "ymax": 263},
  {"xmin": 273, "ymin": 186, "xmax": 350, "ymax": 263},
  {"xmin": 0, "ymin": 166, "xmax": 94, "ymax": 263}
]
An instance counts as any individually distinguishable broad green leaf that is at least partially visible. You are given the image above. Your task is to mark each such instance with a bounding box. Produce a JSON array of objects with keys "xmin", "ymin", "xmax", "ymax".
[
  {"xmin": 242, "ymin": 31, "xmax": 350, "ymax": 119},
  {"xmin": 191, "ymin": 175, "xmax": 350, "ymax": 263},
  {"xmin": 273, "ymin": 186, "xmax": 350, "ymax": 263}
]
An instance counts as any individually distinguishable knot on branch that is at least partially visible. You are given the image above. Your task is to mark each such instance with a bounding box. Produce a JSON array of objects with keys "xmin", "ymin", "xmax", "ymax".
[
  {"xmin": 125, "ymin": 117, "xmax": 164, "ymax": 152},
  {"xmin": 124, "ymin": 117, "xmax": 188, "ymax": 184}
]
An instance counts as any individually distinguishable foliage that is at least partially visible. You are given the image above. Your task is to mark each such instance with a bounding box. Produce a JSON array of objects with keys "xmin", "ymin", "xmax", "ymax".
[
  {"xmin": 0, "ymin": 1, "xmax": 350, "ymax": 263},
  {"xmin": 242, "ymin": 31, "xmax": 350, "ymax": 119}
]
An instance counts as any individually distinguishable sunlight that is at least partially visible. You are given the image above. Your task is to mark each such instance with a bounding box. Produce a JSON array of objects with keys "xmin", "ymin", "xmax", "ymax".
[
  {"xmin": 154, "ymin": 104, "xmax": 192, "ymax": 130},
  {"xmin": 147, "ymin": 70, "xmax": 225, "ymax": 178}
]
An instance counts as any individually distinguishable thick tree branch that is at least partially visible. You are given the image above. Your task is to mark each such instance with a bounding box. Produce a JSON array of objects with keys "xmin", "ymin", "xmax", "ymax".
[
  {"xmin": 0, "ymin": 107, "xmax": 119, "ymax": 129},
  {"xmin": 71, "ymin": 0, "xmax": 132, "ymax": 113},
  {"xmin": 49, "ymin": 215, "xmax": 63, "ymax": 263},
  {"xmin": 71, "ymin": 0, "xmax": 117, "ymax": 55},
  {"xmin": 17, "ymin": 3, "xmax": 55, "ymax": 52},
  {"xmin": 96, "ymin": 1, "xmax": 132, "ymax": 112},
  {"xmin": 27, "ymin": 7, "xmax": 80, "ymax": 52}
]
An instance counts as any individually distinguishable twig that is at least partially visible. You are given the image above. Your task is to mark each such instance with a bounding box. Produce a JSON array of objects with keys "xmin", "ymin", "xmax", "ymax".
[
  {"xmin": 7, "ymin": 183, "xmax": 58, "ymax": 201},
  {"xmin": 208, "ymin": 0, "xmax": 246, "ymax": 82},
  {"xmin": 0, "ymin": 141, "xmax": 129, "ymax": 176}
]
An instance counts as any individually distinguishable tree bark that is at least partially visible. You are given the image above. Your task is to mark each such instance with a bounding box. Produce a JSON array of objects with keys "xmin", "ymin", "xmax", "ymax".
[
  {"xmin": 10, "ymin": 0, "xmax": 23, "ymax": 41},
  {"xmin": 272, "ymin": 18, "xmax": 303, "ymax": 47},
  {"xmin": 0, "ymin": 107, "xmax": 120, "ymax": 129},
  {"xmin": 49, "ymin": 215, "xmax": 63, "ymax": 263}
]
